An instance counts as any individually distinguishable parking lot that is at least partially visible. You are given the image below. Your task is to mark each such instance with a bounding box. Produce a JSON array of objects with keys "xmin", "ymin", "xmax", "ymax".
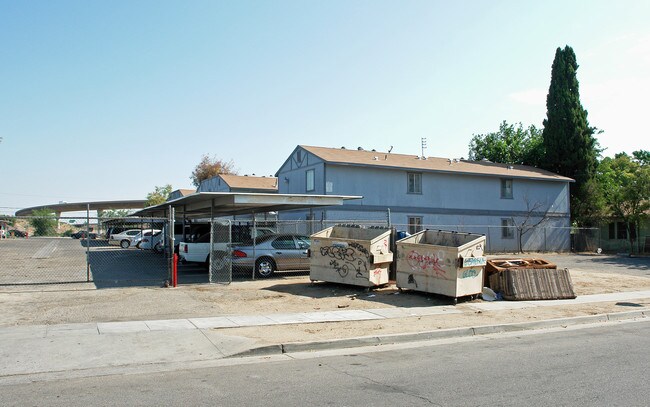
[{"xmin": 0, "ymin": 237, "xmax": 171, "ymax": 287}]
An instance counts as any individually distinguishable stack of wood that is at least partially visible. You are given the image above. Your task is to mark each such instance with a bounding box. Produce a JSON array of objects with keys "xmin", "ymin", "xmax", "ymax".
[{"xmin": 486, "ymin": 258, "xmax": 576, "ymax": 301}]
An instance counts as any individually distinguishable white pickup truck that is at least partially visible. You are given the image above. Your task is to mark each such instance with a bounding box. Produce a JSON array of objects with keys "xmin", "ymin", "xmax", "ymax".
[{"xmin": 178, "ymin": 227, "xmax": 274, "ymax": 267}]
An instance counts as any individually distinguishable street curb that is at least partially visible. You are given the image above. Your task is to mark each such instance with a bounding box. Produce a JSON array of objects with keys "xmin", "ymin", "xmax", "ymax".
[{"xmin": 229, "ymin": 310, "xmax": 648, "ymax": 358}]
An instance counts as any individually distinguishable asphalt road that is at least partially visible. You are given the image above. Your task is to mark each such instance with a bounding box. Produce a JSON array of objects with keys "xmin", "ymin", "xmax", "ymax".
[{"xmin": 3, "ymin": 320, "xmax": 648, "ymax": 406}]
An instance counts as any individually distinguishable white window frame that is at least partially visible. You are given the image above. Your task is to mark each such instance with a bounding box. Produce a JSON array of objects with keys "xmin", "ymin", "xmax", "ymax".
[
  {"xmin": 407, "ymin": 172, "xmax": 422, "ymax": 194},
  {"xmin": 408, "ymin": 216, "xmax": 423, "ymax": 235},
  {"xmin": 306, "ymin": 169, "xmax": 315, "ymax": 192},
  {"xmin": 501, "ymin": 178, "xmax": 513, "ymax": 199}
]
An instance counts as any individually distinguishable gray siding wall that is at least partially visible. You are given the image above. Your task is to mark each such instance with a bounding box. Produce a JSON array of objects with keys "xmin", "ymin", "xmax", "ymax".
[
  {"xmin": 197, "ymin": 177, "xmax": 231, "ymax": 192},
  {"xmin": 277, "ymin": 148, "xmax": 326, "ymax": 195}
]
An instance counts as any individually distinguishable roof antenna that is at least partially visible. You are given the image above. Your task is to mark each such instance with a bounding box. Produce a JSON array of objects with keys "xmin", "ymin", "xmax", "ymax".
[
  {"xmin": 388, "ymin": 146, "xmax": 393, "ymax": 153},
  {"xmin": 421, "ymin": 137, "xmax": 427, "ymax": 159}
]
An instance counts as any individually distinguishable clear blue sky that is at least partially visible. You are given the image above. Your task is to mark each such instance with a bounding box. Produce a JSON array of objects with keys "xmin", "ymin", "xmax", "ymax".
[{"xmin": 1, "ymin": 0, "xmax": 648, "ymax": 215}]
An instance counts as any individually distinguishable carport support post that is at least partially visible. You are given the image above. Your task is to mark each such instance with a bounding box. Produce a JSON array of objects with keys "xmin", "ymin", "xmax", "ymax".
[
  {"xmin": 209, "ymin": 199, "xmax": 214, "ymax": 284},
  {"xmin": 168, "ymin": 205, "xmax": 175, "ymax": 283},
  {"xmin": 86, "ymin": 203, "xmax": 90, "ymax": 282},
  {"xmin": 252, "ymin": 214, "xmax": 256, "ymax": 280}
]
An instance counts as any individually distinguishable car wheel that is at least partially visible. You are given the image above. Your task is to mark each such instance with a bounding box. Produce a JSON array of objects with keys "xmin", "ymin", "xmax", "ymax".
[
  {"xmin": 154, "ymin": 242, "xmax": 163, "ymax": 253},
  {"xmin": 255, "ymin": 257, "xmax": 276, "ymax": 278},
  {"xmin": 120, "ymin": 240, "xmax": 130, "ymax": 249}
]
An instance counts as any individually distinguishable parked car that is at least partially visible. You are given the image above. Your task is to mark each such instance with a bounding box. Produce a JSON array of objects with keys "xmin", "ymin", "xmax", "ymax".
[
  {"xmin": 8, "ymin": 229, "xmax": 26, "ymax": 238},
  {"xmin": 179, "ymin": 227, "xmax": 275, "ymax": 268},
  {"xmin": 70, "ymin": 231, "xmax": 98, "ymax": 239},
  {"xmin": 231, "ymin": 234, "xmax": 310, "ymax": 277},
  {"xmin": 131, "ymin": 229, "xmax": 161, "ymax": 249},
  {"xmin": 109, "ymin": 229, "xmax": 145, "ymax": 248},
  {"xmin": 139, "ymin": 231, "xmax": 165, "ymax": 252},
  {"xmin": 105, "ymin": 227, "xmax": 128, "ymax": 240}
]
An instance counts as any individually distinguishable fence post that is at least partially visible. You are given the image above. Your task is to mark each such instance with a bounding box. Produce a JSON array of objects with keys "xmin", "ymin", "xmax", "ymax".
[{"xmin": 86, "ymin": 203, "xmax": 91, "ymax": 282}]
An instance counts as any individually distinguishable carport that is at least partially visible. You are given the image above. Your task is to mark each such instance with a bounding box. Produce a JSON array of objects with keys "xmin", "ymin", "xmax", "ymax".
[{"xmin": 132, "ymin": 192, "xmax": 361, "ymax": 284}]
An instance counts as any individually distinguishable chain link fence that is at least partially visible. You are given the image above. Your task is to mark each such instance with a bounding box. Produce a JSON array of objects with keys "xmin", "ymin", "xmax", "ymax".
[
  {"xmin": 0, "ymin": 216, "xmax": 170, "ymax": 286},
  {"xmin": 1, "ymin": 214, "xmax": 613, "ymax": 286}
]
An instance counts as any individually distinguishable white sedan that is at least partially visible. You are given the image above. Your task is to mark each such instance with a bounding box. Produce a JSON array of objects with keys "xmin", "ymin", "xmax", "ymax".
[{"xmin": 109, "ymin": 229, "xmax": 145, "ymax": 248}]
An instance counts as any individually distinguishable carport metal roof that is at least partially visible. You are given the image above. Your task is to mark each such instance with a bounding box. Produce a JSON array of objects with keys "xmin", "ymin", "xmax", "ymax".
[
  {"xmin": 131, "ymin": 192, "xmax": 361, "ymax": 219},
  {"xmin": 15, "ymin": 200, "xmax": 148, "ymax": 216}
]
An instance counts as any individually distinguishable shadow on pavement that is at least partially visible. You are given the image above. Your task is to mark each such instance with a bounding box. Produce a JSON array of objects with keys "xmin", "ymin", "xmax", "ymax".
[
  {"xmin": 579, "ymin": 254, "xmax": 650, "ymax": 270},
  {"xmin": 79, "ymin": 239, "xmax": 111, "ymax": 248},
  {"xmin": 88, "ymin": 249, "xmax": 169, "ymax": 288},
  {"xmin": 264, "ymin": 280, "xmax": 455, "ymax": 307}
]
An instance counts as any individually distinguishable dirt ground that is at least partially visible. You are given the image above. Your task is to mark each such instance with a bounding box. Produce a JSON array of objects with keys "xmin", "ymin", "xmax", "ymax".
[{"xmin": 1, "ymin": 268, "xmax": 649, "ymax": 327}]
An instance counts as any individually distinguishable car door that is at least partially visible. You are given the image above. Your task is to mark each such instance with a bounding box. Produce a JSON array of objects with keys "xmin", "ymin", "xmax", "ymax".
[
  {"xmin": 293, "ymin": 235, "xmax": 311, "ymax": 270},
  {"xmin": 270, "ymin": 235, "xmax": 298, "ymax": 270}
]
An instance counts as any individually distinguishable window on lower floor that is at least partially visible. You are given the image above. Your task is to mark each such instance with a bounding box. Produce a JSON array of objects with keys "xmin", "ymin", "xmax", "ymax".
[
  {"xmin": 609, "ymin": 222, "xmax": 637, "ymax": 240},
  {"xmin": 501, "ymin": 218, "xmax": 514, "ymax": 239},
  {"xmin": 408, "ymin": 216, "xmax": 423, "ymax": 235}
]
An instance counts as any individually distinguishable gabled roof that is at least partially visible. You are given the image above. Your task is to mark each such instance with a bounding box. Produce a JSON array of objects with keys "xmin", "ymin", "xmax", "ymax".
[
  {"xmin": 299, "ymin": 145, "xmax": 574, "ymax": 182},
  {"xmin": 219, "ymin": 174, "xmax": 278, "ymax": 191},
  {"xmin": 176, "ymin": 189, "xmax": 196, "ymax": 196}
]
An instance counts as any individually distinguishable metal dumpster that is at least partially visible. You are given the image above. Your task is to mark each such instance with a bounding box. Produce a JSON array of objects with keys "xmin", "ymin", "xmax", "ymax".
[
  {"xmin": 396, "ymin": 229, "xmax": 486, "ymax": 303},
  {"xmin": 310, "ymin": 225, "xmax": 393, "ymax": 287}
]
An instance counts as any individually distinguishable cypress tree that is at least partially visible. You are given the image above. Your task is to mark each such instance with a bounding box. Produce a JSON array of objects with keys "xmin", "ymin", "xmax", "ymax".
[{"xmin": 542, "ymin": 46, "xmax": 600, "ymax": 225}]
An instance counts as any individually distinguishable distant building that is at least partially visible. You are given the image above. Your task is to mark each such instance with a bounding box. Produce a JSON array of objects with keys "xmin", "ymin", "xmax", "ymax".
[
  {"xmin": 167, "ymin": 189, "xmax": 196, "ymax": 201},
  {"xmin": 197, "ymin": 174, "xmax": 278, "ymax": 193},
  {"xmin": 276, "ymin": 145, "xmax": 574, "ymax": 252}
]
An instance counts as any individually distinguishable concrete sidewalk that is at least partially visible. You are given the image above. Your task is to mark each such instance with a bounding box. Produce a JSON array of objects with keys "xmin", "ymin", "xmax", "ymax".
[{"xmin": 1, "ymin": 290, "xmax": 649, "ymax": 383}]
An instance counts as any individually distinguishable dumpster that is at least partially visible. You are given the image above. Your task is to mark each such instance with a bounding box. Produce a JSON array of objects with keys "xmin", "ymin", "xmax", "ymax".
[
  {"xmin": 396, "ymin": 229, "xmax": 486, "ymax": 303},
  {"xmin": 310, "ymin": 225, "xmax": 393, "ymax": 287}
]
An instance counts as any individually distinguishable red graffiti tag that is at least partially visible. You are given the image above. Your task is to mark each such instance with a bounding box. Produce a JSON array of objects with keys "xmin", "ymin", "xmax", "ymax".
[{"xmin": 407, "ymin": 251, "xmax": 446, "ymax": 277}]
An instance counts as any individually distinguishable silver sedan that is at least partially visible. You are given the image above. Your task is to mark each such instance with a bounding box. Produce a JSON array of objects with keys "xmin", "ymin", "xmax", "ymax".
[{"xmin": 231, "ymin": 234, "xmax": 310, "ymax": 277}]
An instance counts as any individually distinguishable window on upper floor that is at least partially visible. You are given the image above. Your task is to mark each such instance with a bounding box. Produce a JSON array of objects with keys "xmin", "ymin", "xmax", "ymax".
[
  {"xmin": 306, "ymin": 169, "xmax": 315, "ymax": 192},
  {"xmin": 408, "ymin": 216, "xmax": 423, "ymax": 235},
  {"xmin": 501, "ymin": 218, "xmax": 514, "ymax": 239},
  {"xmin": 501, "ymin": 178, "xmax": 513, "ymax": 199},
  {"xmin": 407, "ymin": 172, "xmax": 422, "ymax": 194}
]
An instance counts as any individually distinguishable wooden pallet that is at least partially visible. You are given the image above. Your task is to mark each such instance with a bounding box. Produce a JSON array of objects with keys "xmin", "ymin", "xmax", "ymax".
[{"xmin": 488, "ymin": 268, "xmax": 576, "ymax": 301}]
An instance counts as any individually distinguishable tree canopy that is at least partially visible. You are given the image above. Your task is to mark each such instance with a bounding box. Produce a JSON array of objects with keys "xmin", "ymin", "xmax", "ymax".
[
  {"xmin": 541, "ymin": 45, "xmax": 601, "ymax": 225},
  {"xmin": 468, "ymin": 121, "xmax": 544, "ymax": 167},
  {"xmin": 29, "ymin": 208, "xmax": 57, "ymax": 236},
  {"xmin": 598, "ymin": 151, "xmax": 650, "ymax": 252},
  {"xmin": 190, "ymin": 154, "xmax": 236, "ymax": 187},
  {"xmin": 145, "ymin": 184, "xmax": 172, "ymax": 207}
]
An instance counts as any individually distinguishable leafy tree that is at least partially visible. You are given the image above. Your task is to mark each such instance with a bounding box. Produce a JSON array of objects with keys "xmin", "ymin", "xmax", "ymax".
[
  {"xmin": 632, "ymin": 149, "xmax": 650, "ymax": 165},
  {"xmin": 598, "ymin": 152, "xmax": 650, "ymax": 253},
  {"xmin": 541, "ymin": 46, "xmax": 601, "ymax": 225},
  {"xmin": 0, "ymin": 215, "xmax": 15, "ymax": 227},
  {"xmin": 190, "ymin": 154, "xmax": 236, "ymax": 187},
  {"xmin": 468, "ymin": 121, "xmax": 544, "ymax": 167},
  {"xmin": 29, "ymin": 209, "xmax": 57, "ymax": 236},
  {"xmin": 146, "ymin": 184, "xmax": 172, "ymax": 207}
]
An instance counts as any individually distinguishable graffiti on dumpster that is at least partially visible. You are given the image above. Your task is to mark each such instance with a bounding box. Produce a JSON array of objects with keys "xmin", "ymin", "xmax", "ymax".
[
  {"xmin": 321, "ymin": 242, "xmax": 370, "ymax": 279},
  {"xmin": 407, "ymin": 273, "xmax": 418, "ymax": 288},
  {"xmin": 460, "ymin": 268, "xmax": 479, "ymax": 279},
  {"xmin": 407, "ymin": 250, "xmax": 447, "ymax": 278}
]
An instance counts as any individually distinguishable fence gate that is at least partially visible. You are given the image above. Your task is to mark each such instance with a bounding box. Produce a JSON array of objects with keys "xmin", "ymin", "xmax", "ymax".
[{"xmin": 209, "ymin": 219, "xmax": 232, "ymax": 284}]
